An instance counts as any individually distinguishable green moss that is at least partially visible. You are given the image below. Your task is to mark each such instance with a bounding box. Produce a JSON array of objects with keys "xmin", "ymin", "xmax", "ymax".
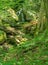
[{"xmin": 0, "ymin": 30, "xmax": 7, "ymax": 44}]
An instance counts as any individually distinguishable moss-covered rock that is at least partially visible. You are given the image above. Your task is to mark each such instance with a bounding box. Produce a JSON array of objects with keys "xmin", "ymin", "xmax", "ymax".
[{"xmin": 0, "ymin": 30, "xmax": 7, "ymax": 44}]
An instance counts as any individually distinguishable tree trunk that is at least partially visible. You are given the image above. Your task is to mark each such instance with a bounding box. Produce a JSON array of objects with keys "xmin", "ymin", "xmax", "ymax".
[{"xmin": 43, "ymin": 0, "xmax": 48, "ymax": 24}]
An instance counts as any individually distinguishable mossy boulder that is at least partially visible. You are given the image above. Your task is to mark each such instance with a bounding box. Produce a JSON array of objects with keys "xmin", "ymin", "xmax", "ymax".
[{"xmin": 0, "ymin": 30, "xmax": 7, "ymax": 44}]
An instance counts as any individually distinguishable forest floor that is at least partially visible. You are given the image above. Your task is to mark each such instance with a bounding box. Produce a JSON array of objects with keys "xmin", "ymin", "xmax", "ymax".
[
  {"xmin": 0, "ymin": 28, "xmax": 48, "ymax": 65},
  {"xmin": 0, "ymin": 0, "xmax": 48, "ymax": 65}
]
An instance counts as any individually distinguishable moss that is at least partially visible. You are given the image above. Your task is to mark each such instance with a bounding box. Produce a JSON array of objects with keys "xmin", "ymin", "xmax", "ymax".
[{"xmin": 0, "ymin": 30, "xmax": 7, "ymax": 44}]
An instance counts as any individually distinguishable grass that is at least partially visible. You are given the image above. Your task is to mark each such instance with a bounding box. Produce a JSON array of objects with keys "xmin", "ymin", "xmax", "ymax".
[
  {"xmin": 0, "ymin": 0, "xmax": 48, "ymax": 65},
  {"xmin": 0, "ymin": 30, "xmax": 48, "ymax": 65}
]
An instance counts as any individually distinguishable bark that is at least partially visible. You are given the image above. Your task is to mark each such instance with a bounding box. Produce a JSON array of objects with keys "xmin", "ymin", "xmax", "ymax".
[{"xmin": 43, "ymin": 0, "xmax": 48, "ymax": 24}]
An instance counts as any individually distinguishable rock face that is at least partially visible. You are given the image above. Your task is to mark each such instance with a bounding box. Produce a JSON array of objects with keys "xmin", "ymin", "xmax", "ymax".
[{"xmin": 0, "ymin": 30, "xmax": 7, "ymax": 45}]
